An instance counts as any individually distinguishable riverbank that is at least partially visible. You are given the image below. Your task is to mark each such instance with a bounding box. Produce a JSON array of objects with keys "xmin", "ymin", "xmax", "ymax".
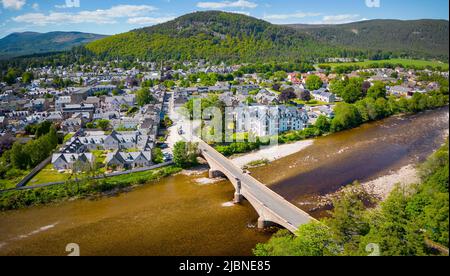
[
  {"xmin": 311, "ymin": 164, "xmax": 421, "ymax": 211},
  {"xmin": 231, "ymin": 140, "xmax": 314, "ymax": 168},
  {"xmin": 0, "ymin": 165, "xmax": 182, "ymax": 211}
]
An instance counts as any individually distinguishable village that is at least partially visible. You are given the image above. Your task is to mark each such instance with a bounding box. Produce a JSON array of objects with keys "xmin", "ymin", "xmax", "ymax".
[{"xmin": 0, "ymin": 59, "xmax": 448, "ymax": 188}]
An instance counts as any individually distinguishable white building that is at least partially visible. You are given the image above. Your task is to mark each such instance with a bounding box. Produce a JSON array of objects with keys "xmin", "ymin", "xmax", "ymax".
[{"xmin": 235, "ymin": 105, "xmax": 309, "ymax": 137}]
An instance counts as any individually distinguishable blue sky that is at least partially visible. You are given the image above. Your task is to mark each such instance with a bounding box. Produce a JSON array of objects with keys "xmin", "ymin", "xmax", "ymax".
[{"xmin": 0, "ymin": 0, "xmax": 448, "ymax": 38}]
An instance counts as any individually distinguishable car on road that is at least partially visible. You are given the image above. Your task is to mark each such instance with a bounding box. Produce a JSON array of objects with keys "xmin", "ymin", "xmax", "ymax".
[
  {"xmin": 159, "ymin": 143, "xmax": 169, "ymax": 149},
  {"xmin": 163, "ymin": 152, "xmax": 172, "ymax": 162}
]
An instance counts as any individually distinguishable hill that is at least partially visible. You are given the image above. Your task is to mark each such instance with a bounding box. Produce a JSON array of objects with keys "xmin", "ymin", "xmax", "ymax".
[
  {"xmin": 0, "ymin": 31, "xmax": 107, "ymax": 59},
  {"xmin": 85, "ymin": 11, "xmax": 350, "ymax": 63},
  {"xmin": 287, "ymin": 19, "xmax": 449, "ymax": 60}
]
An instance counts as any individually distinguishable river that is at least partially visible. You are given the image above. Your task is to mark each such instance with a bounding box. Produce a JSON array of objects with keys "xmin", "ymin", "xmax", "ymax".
[{"xmin": 0, "ymin": 107, "xmax": 448, "ymax": 256}]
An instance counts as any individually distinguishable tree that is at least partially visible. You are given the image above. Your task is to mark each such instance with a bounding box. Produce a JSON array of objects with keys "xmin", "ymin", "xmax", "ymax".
[
  {"xmin": 362, "ymin": 81, "xmax": 371, "ymax": 97},
  {"xmin": 35, "ymin": 121, "xmax": 52, "ymax": 137},
  {"xmin": 273, "ymin": 71, "xmax": 287, "ymax": 81},
  {"xmin": 306, "ymin": 75, "xmax": 323, "ymax": 90},
  {"xmin": 10, "ymin": 142, "xmax": 29, "ymax": 170},
  {"xmin": 253, "ymin": 223, "xmax": 334, "ymax": 256},
  {"xmin": 326, "ymin": 184, "xmax": 371, "ymax": 254},
  {"xmin": 21, "ymin": 71, "xmax": 34, "ymax": 84},
  {"xmin": 367, "ymin": 81, "xmax": 387, "ymax": 99},
  {"xmin": 278, "ymin": 87, "xmax": 296, "ymax": 103},
  {"xmin": 96, "ymin": 119, "xmax": 110, "ymax": 131},
  {"xmin": 331, "ymin": 103, "xmax": 362, "ymax": 132},
  {"xmin": 152, "ymin": 148, "xmax": 164, "ymax": 164},
  {"xmin": 3, "ymin": 68, "xmax": 21, "ymax": 85},
  {"xmin": 315, "ymin": 115, "xmax": 331, "ymax": 134},
  {"xmin": 136, "ymin": 87, "xmax": 154, "ymax": 107},
  {"xmin": 173, "ymin": 141, "xmax": 199, "ymax": 168},
  {"xmin": 341, "ymin": 78, "xmax": 364, "ymax": 103},
  {"xmin": 299, "ymin": 90, "xmax": 311, "ymax": 101}
]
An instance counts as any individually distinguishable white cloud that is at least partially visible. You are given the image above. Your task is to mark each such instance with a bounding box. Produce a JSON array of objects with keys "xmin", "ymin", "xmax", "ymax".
[
  {"xmin": 127, "ymin": 16, "xmax": 175, "ymax": 25},
  {"xmin": 1, "ymin": 0, "xmax": 26, "ymax": 10},
  {"xmin": 31, "ymin": 2, "xmax": 38, "ymax": 10},
  {"xmin": 263, "ymin": 12, "xmax": 321, "ymax": 21},
  {"xmin": 13, "ymin": 4, "xmax": 158, "ymax": 25},
  {"xmin": 197, "ymin": 0, "xmax": 257, "ymax": 9},
  {"xmin": 316, "ymin": 14, "xmax": 363, "ymax": 24}
]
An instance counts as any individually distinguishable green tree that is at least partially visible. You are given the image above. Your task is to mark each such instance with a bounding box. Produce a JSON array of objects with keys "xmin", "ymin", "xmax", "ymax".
[
  {"xmin": 330, "ymin": 103, "xmax": 362, "ymax": 132},
  {"xmin": 253, "ymin": 223, "xmax": 334, "ymax": 256},
  {"xmin": 173, "ymin": 141, "xmax": 199, "ymax": 168},
  {"xmin": 315, "ymin": 115, "xmax": 331, "ymax": 134},
  {"xmin": 136, "ymin": 87, "xmax": 154, "ymax": 107},
  {"xmin": 152, "ymin": 148, "xmax": 164, "ymax": 164},
  {"xmin": 10, "ymin": 143, "xmax": 29, "ymax": 170},
  {"xmin": 35, "ymin": 121, "xmax": 52, "ymax": 137},
  {"xmin": 96, "ymin": 119, "xmax": 111, "ymax": 131},
  {"xmin": 341, "ymin": 78, "xmax": 364, "ymax": 103},
  {"xmin": 21, "ymin": 71, "xmax": 34, "ymax": 84},
  {"xmin": 306, "ymin": 75, "xmax": 323, "ymax": 90},
  {"xmin": 367, "ymin": 81, "xmax": 387, "ymax": 99}
]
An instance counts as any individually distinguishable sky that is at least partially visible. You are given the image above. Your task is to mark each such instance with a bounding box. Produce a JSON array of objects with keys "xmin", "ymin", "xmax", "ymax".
[{"xmin": 0, "ymin": 0, "xmax": 448, "ymax": 38}]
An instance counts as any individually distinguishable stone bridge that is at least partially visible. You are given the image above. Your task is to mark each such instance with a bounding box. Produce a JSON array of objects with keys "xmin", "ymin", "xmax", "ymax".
[{"xmin": 198, "ymin": 140, "xmax": 316, "ymax": 234}]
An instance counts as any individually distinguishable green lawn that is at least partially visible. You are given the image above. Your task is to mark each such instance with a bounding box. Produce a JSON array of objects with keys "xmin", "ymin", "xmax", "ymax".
[
  {"xmin": 293, "ymin": 99, "xmax": 329, "ymax": 106},
  {"xmin": 28, "ymin": 164, "xmax": 71, "ymax": 185},
  {"xmin": 63, "ymin": 133, "xmax": 75, "ymax": 143},
  {"xmin": 0, "ymin": 169, "xmax": 29, "ymax": 189},
  {"xmin": 319, "ymin": 59, "xmax": 449, "ymax": 71}
]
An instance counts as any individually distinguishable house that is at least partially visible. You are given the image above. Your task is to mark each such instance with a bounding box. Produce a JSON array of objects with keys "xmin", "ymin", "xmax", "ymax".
[
  {"xmin": 51, "ymin": 153, "xmax": 94, "ymax": 171},
  {"xmin": 62, "ymin": 103, "xmax": 95, "ymax": 119},
  {"xmin": 287, "ymin": 73, "xmax": 302, "ymax": 84},
  {"xmin": 46, "ymin": 111, "xmax": 64, "ymax": 123},
  {"xmin": 308, "ymin": 105, "xmax": 335, "ymax": 118},
  {"xmin": 66, "ymin": 130, "xmax": 154, "ymax": 152},
  {"xmin": 388, "ymin": 85, "xmax": 413, "ymax": 97},
  {"xmin": 105, "ymin": 150, "xmax": 152, "ymax": 170},
  {"xmin": 235, "ymin": 105, "xmax": 308, "ymax": 137},
  {"xmin": 255, "ymin": 89, "xmax": 279, "ymax": 105},
  {"xmin": 84, "ymin": 96, "xmax": 101, "ymax": 108},
  {"xmin": 62, "ymin": 113, "xmax": 89, "ymax": 132},
  {"xmin": 55, "ymin": 96, "xmax": 72, "ymax": 110},
  {"xmin": 0, "ymin": 116, "xmax": 8, "ymax": 128},
  {"xmin": 311, "ymin": 88, "xmax": 336, "ymax": 103},
  {"xmin": 104, "ymin": 95, "xmax": 136, "ymax": 110}
]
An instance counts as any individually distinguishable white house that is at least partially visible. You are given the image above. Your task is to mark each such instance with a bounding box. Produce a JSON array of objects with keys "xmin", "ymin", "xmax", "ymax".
[
  {"xmin": 235, "ymin": 105, "xmax": 309, "ymax": 137},
  {"xmin": 311, "ymin": 88, "xmax": 336, "ymax": 103},
  {"xmin": 105, "ymin": 150, "xmax": 152, "ymax": 170},
  {"xmin": 52, "ymin": 153, "xmax": 94, "ymax": 171}
]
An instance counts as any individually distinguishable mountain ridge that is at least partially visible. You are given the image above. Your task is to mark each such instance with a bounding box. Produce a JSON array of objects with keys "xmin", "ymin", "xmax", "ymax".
[
  {"xmin": 0, "ymin": 31, "xmax": 108, "ymax": 59},
  {"xmin": 286, "ymin": 19, "xmax": 449, "ymax": 60}
]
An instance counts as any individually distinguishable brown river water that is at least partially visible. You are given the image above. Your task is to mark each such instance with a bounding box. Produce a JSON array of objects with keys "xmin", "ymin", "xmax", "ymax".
[{"xmin": 0, "ymin": 107, "xmax": 448, "ymax": 256}]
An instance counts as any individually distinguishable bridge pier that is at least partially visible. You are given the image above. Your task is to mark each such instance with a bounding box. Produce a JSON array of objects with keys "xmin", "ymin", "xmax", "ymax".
[
  {"xmin": 257, "ymin": 217, "xmax": 268, "ymax": 229},
  {"xmin": 233, "ymin": 178, "xmax": 243, "ymax": 204},
  {"xmin": 234, "ymin": 192, "xmax": 243, "ymax": 204}
]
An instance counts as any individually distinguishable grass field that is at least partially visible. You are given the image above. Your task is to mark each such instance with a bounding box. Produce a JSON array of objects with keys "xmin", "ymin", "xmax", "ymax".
[
  {"xmin": 0, "ymin": 169, "xmax": 29, "ymax": 189},
  {"xmin": 27, "ymin": 164, "xmax": 71, "ymax": 185},
  {"xmin": 319, "ymin": 59, "xmax": 449, "ymax": 71}
]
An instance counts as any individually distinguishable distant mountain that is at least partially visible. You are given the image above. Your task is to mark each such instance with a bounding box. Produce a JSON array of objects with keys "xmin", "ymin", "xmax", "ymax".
[
  {"xmin": 85, "ymin": 11, "xmax": 349, "ymax": 63},
  {"xmin": 286, "ymin": 19, "xmax": 449, "ymax": 60},
  {"xmin": 0, "ymin": 31, "xmax": 107, "ymax": 59}
]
